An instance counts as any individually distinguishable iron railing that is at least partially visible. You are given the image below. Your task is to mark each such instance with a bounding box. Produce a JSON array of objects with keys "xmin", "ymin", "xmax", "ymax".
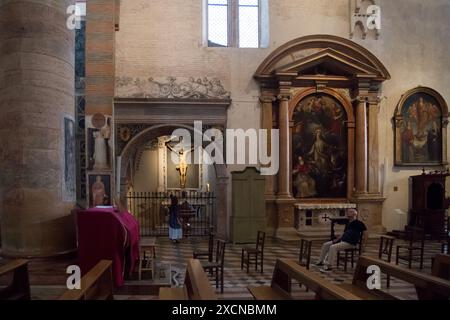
[{"xmin": 126, "ymin": 191, "xmax": 215, "ymax": 237}]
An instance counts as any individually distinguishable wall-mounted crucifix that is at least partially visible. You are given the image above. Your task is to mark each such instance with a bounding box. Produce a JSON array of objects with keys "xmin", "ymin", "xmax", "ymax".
[{"xmin": 165, "ymin": 137, "xmax": 195, "ymax": 189}]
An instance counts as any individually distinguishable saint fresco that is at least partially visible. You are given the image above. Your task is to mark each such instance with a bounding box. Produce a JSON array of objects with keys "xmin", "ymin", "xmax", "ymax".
[
  {"xmin": 398, "ymin": 93, "xmax": 442, "ymax": 165},
  {"xmin": 292, "ymin": 94, "xmax": 348, "ymax": 198},
  {"xmin": 88, "ymin": 174, "xmax": 111, "ymax": 207}
]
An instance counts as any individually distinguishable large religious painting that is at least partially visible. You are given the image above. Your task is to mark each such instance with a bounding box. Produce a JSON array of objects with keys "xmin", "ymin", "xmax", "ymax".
[
  {"xmin": 63, "ymin": 116, "xmax": 76, "ymax": 202},
  {"xmin": 395, "ymin": 89, "xmax": 445, "ymax": 166},
  {"xmin": 88, "ymin": 174, "xmax": 111, "ymax": 207},
  {"xmin": 292, "ymin": 94, "xmax": 348, "ymax": 198}
]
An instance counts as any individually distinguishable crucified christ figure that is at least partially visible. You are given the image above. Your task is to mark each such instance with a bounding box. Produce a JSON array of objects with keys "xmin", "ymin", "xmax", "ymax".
[{"xmin": 166, "ymin": 140, "xmax": 195, "ymax": 189}]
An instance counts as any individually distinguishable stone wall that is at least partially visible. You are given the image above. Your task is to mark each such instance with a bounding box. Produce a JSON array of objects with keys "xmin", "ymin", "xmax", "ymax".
[{"xmin": 115, "ymin": 0, "xmax": 450, "ymax": 231}]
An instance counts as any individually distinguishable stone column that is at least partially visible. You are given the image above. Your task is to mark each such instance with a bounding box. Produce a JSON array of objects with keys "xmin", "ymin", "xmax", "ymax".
[
  {"xmin": 274, "ymin": 92, "xmax": 296, "ymax": 240},
  {"xmin": 368, "ymin": 97, "xmax": 381, "ymax": 194},
  {"xmin": 260, "ymin": 94, "xmax": 276, "ymax": 197},
  {"xmin": 0, "ymin": 0, "xmax": 76, "ymax": 256},
  {"xmin": 354, "ymin": 96, "xmax": 368, "ymax": 194},
  {"xmin": 277, "ymin": 93, "xmax": 292, "ymax": 198}
]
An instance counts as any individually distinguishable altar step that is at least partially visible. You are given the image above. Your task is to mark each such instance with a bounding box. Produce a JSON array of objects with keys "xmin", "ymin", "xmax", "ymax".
[{"xmin": 275, "ymin": 228, "xmax": 335, "ymax": 242}]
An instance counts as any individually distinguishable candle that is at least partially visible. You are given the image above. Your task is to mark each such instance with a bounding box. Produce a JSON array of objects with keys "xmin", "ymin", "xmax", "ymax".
[{"xmin": 206, "ymin": 183, "xmax": 210, "ymax": 192}]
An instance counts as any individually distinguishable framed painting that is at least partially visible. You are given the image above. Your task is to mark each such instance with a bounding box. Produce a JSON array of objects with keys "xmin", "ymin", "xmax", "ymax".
[
  {"xmin": 88, "ymin": 174, "xmax": 112, "ymax": 208},
  {"xmin": 292, "ymin": 93, "xmax": 348, "ymax": 198},
  {"xmin": 394, "ymin": 87, "xmax": 449, "ymax": 166}
]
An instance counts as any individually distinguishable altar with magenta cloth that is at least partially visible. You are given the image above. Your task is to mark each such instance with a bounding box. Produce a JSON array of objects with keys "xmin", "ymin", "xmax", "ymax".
[{"xmin": 76, "ymin": 207, "xmax": 140, "ymax": 287}]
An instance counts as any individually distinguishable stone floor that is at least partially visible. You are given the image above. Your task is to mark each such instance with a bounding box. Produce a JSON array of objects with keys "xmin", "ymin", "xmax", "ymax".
[{"xmin": 0, "ymin": 236, "xmax": 444, "ymax": 300}]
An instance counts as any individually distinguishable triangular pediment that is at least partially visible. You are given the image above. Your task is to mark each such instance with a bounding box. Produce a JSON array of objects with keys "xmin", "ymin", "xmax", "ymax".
[{"xmin": 274, "ymin": 48, "xmax": 381, "ymax": 78}]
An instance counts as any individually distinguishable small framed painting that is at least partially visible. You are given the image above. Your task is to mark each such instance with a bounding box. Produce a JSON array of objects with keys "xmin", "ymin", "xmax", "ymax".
[
  {"xmin": 394, "ymin": 87, "xmax": 449, "ymax": 166},
  {"xmin": 88, "ymin": 174, "xmax": 112, "ymax": 208}
]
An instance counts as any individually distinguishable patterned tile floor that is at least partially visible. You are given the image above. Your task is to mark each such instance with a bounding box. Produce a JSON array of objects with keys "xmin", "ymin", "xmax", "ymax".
[
  {"xmin": 115, "ymin": 236, "xmax": 443, "ymax": 300},
  {"xmin": 2, "ymin": 236, "xmax": 444, "ymax": 300}
]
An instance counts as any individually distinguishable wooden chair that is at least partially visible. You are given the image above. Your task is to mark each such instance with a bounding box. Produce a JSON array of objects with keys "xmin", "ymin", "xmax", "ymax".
[
  {"xmin": 0, "ymin": 259, "xmax": 30, "ymax": 300},
  {"xmin": 193, "ymin": 229, "xmax": 215, "ymax": 262},
  {"xmin": 378, "ymin": 235, "xmax": 395, "ymax": 288},
  {"xmin": 298, "ymin": 238, "xmax": 313, "ymax": 270},
  {"xmin": 202, "ymin": 239, "xmax": 226, "ymax": 293},
  {"xmin": 59, "ymin": 260, "xmax": 113, "ymax": 300},
  {"xmin": 159, "ymin": 259, "xmax": 218, "ymax": 300},
  {"xmin": 337, "ymin": 233, "xmax": 364, "ymax": 271},
  {"xmin": 396, "ymin": 226, "xmax": 425, "ymax": 269},
  {"xmin": 138, "ymin": 237, "xmax": 157, "ymax": 280},
  {"xmin": 241, "ymin": 231, "xmax": 266, "ymax": 274}
]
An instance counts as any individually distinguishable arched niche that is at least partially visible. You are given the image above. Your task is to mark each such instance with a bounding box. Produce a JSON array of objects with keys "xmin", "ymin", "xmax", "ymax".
[
  {"xmin": 118, "ymin": 123, "xmax": 229, "ymax": 239},
  {"xmin": 394, "ymin": 86, "xmax": 449, "ymax": 166}
]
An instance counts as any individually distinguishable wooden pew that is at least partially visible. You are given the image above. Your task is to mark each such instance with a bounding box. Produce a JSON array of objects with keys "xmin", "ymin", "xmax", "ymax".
[
  {"xmin": 346, "ymin": 256, "xmax": 450, "ymax": 300},
  {"xmin": 248, "ymin": 259, "xmax": 362, "ymax": 300},
  {"xmin": 59, "ymin": 260, "xmax": 114, "ymax": 300},
  {"xmin": 0, "ymin": 259, "xmax": 30, "ymax": 300},
  {"xmin": 159, "ymin": 259, "xmax": 217, "ymax": 300},
  {"xmin": 432, "ymin": 254, "xmax": 450, "ymax": 280}
]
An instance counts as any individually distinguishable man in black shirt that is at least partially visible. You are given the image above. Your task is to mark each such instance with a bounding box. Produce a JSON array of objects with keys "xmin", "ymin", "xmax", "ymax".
[{"xmin": 315, "ymin": 208, "xmax": 367, "ymax": 272}]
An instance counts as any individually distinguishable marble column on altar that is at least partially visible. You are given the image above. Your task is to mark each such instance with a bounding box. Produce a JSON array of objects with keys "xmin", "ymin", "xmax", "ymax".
[
  {"xmin": 368, "ymin": 96, "xmax": 382, "ymax": 195},
  {"xmin": 354, "ymin": 96, "xmax": 368, "ymax": 194},
  {"xmin": 277, "ymin": 93, "xmax": 292, "ymax": 199},
  {"xmin": 260, "ymin": 93, "xmax": 278, "ymax": 236},
  {"xmin": 275, "ymin": 91, "xmax": 296, "ymax": 239},
  {"xmin": 352, "ymin": 88, "xmax": 385, "ymax": 234},
  {"xmin": 260, "ymin": 94, "xmax": 277, "ymax": 198}
]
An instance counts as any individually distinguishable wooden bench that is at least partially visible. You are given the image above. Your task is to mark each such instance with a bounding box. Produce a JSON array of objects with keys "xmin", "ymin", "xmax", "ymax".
[
  {"xmin": 346, "ymin": 256, "xmax": 450, "ymax": 300},
  {"xmin": 431, "ymin": 254, "xmax": 450, "ymax": 280},
  {"xmin": 159, "ymin": 259, "xmax": 217, "ymax": 300},
  {"xmin": 59, "ymin": 260, "xmax": 114, "ymax": 300},
  {"xmin": 248, "ymin": 259, "xmax": 362, "ymax": 300},
  {"xmin": 0, "ymin": 259, "xmax": 30, "ymax": 300}
]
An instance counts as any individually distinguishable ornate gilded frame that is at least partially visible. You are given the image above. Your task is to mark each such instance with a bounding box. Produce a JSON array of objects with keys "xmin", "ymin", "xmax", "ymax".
[{"xmin": 394, "ymin": 86, "xmax": 449, "ymax": 167}]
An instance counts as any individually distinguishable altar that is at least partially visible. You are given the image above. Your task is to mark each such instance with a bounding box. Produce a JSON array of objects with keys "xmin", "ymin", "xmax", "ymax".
[{"xmin": 294, "ymin": 203, "xmax": 356, "ymax": 239}]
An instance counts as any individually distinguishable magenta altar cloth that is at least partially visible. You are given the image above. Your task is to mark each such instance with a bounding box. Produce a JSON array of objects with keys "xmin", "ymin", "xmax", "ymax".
[{"xmin": 76, "ymin": 208, "xmax": 140, "ymax": 287}]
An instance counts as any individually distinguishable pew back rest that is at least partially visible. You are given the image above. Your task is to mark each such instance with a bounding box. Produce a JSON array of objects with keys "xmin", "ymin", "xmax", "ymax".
[
  {"xmin": 432, "ymin": 254, "xmax": 450, "ymax": 280},
  {"xmin": 353, "ymin": 256, "xmax": 450, "ymax": 300},
  {"xmin": 0, "ymin": 259, "xmax": 30, "ymax": 300},
  {"xmin": 59, "ymin": 260, "xmax": 113, "ymax": 300},
  {"xmin": 272, "ymin": 259, "xmax": 362, "ymax": 300},
  {"xmin": 185, "ymin": 259, "xmax": 217, "ymax": 300}
]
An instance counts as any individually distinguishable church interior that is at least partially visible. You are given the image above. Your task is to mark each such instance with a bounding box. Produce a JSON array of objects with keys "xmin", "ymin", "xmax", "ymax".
[{"xmin": 1, "ymin": 0, "xmax": 450, "ymax": 302}]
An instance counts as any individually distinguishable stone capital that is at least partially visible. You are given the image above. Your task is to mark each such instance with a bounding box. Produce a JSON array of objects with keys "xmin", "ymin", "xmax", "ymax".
[
  {"xmin": 277, "ymin": 93, "xmax": 292, "ymax": 102},
  {"xmin": 259, "ymin": 95, "xmax": 277, "ymax": 104}
]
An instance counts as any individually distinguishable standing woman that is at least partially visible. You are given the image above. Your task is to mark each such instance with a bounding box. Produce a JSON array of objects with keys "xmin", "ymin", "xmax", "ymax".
[{"xmin": 168, "ymin": 195, "xmax": 182, "ymax": 243}]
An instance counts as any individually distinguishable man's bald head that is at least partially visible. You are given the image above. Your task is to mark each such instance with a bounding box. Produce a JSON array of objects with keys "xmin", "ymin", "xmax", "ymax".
[{"xmin": 347, "ymin": 208, "xmax": 358, "ymax": 220}]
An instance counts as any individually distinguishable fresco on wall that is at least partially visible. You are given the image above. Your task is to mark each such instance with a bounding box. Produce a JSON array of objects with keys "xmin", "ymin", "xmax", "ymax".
[
  {"xmin": 63, "ymin": 116, "xmax": 76, "ymax": 201},
  {"xmin": 292, "ymin": 94, "xmax": 348, "ymax": 198},
  {"xmin": 396, "ymin": 93, "xmax": 442, "ymax": 165},
  {"xmin": 88, "ymin": 174, "xmax": 111, "ymax": 207}
]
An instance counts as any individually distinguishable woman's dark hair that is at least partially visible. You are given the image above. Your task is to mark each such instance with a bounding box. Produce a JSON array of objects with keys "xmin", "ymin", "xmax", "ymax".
[{"xmin": 170, "ymin": 194, "xmax": 178, "ymax": 206}]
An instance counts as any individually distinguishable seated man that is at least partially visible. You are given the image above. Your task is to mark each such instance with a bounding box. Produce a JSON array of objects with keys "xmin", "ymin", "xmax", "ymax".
[{"xmin": 315, "ymin": 208, "xmax": 367, "ymax": 272}]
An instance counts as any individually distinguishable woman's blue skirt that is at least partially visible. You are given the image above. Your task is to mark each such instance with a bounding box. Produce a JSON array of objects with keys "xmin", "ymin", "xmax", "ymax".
[{"xmin": 169, "ymin": 227, "xmax": 183, "ymax": 240}]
